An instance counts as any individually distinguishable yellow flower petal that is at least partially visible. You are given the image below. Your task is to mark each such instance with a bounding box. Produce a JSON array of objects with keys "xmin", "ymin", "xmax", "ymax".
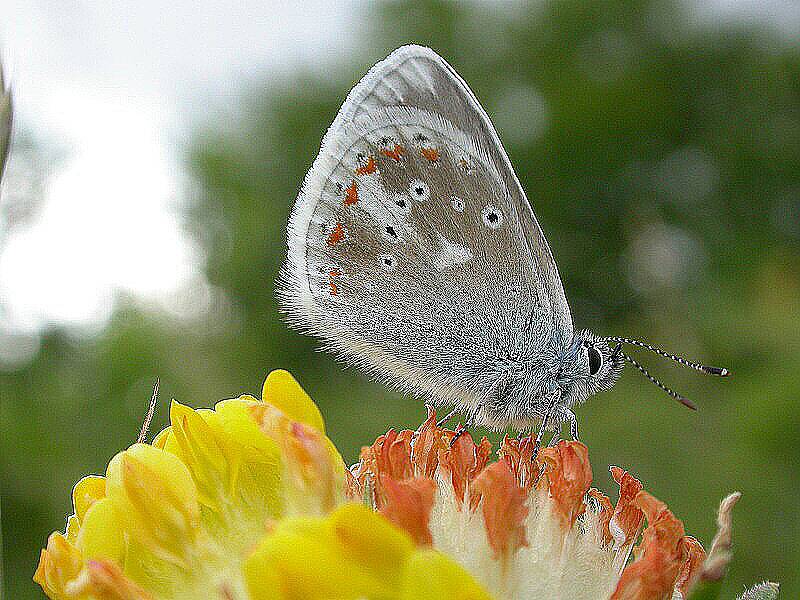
[
  {"xmin": 400, "ymin": 549, "xmax": 494, "ymax": 600},
  {"xmin": 65, "ymin": 516, "xmax": 80, "ymax": 545},
  {"xmin": 244, "ymin": 504, "xmax": 410, "ymax": 600},
  {"xmin": 244, "ymin": 518, "xmax": 340, "ymax": 600},
  {"xmin": 33, "ymin": 532, "xmax": 83, "ymax": 600},
  {"xmin": 106, "ymin": 443, "xmax": 200, "ymax": 566},
  {"xmin": 329, "ymin": 502, "xmax": 414, "ymax": 586},
  {"xmin": 212, "ymin": 396, "xmax": 279, "ymax": 459},
  {"xmin": 75, "ymin": 498, "xmax": 125, "ymax": 562},
  {"xmin": 262, "ymin": 369, "xmax": 325, "ymax": 433},
  {"xmin": 67, "ymin": 559, "xmax": 154, "ymax": 600},
  {"xmin": 209, "ymin": 397, "xmax": 283, "ymax": 515},
  {"xmin": 252, "ymin": 404, "xmax": 344, "ymax": 516},
  {"xmin": 151, "ymin": 426, "xmax": 172, "ymax": 450},
  {"xmin": 72, "ymin": 475, "xmax": 106, "ymax": 522},
  {"xmin": 169, "ymin": 400, "xmax": 228, "ymax": 509}
]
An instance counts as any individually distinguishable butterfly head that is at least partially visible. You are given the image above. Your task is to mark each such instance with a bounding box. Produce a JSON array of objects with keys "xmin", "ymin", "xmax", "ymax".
[
  {"xmin": 559, "ymin": 330, "xmax": 625, "ymax": 406},
  {"xmin": 561, "ymin": 332, "xmax": 731, "ymax": 411}
]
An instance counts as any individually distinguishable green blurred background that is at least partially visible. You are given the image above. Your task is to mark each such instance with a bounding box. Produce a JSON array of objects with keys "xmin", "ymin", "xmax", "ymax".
[{"xmin": 2, "ymin": 1, "xmax": 799, "ymax": 597}]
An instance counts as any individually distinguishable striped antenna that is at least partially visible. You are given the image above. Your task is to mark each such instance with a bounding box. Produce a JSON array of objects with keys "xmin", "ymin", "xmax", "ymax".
[
  {"xmin": 621, "ymin": 352, "xmax": 697, "ymax": 410},
  {"xmin": 603, "ymin": 336, "xmax": 729, "ymax": 377}
]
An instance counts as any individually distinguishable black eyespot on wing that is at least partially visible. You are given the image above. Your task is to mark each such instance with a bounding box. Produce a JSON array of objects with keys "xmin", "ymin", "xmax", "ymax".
[
  {"xmin": 481, "ymin": 204, "xmax": 503, "ymax": 229},
  {"xmin": 409, "ymin": 179, "xmax": 430, "ymax": 202},
  {"xmin": 588, "ymin": 347, "xmax": 603, "ymax": 376},
  {"xmin": 379, "ymin": 253, "xmax": 397, "ymax": 272},
  {"xmin": 390, "ymin": 194, "xmax": 411, "ymax": 215}
]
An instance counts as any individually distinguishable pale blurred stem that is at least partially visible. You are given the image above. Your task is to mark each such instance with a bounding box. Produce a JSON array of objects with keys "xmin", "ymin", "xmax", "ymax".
[
  {"xmin": 688, "ymin": 492, "xmax": 742, "ymax": 600},
  {"xmin": 0, "ymin": 59, "xmax": 9, "ymax": 597},
  {"xmin": 137, "ymin": 378, "xmax": 160, "ymax": 444},
  {"xmin": 0, "ymin": 60, "xmax": 12, "ymax": 184}
]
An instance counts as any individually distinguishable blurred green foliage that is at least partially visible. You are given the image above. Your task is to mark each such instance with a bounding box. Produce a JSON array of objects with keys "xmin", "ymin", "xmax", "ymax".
[{"xmin": 2, "ymin": 1, "xmax": 800, "ymax": 597}]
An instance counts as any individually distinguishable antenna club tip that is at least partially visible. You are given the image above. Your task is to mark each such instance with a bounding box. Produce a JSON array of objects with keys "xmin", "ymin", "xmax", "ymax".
[{"xmin": 703, "ymin": 366, "xmax": 730, "ymax": 377}]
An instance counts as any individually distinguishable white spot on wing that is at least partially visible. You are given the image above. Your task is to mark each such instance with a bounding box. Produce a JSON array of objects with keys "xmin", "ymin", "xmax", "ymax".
[
  {"xmin": 409, "ymin": 179, "xmax": 430, "ymax": 202},
  {"xmin": 433, "ymin": 233, "xmax": 473, "ymax": 272}
]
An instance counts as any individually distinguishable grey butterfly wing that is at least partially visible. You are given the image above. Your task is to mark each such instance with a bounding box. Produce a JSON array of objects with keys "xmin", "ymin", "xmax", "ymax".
[
  {"xmin": 278, "ymin": 46, "xmax": 572, "ymax": 407},
  {"xmin": 331, "ymin": 45, "xmax": 573, "ymax": 341}
]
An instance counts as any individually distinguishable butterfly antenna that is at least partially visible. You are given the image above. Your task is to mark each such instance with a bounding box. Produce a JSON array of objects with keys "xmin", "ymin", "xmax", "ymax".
[
  {"xmin": 621, "ymin": 352, "xmax": 697, "ymax": 410},
  {"xmin": 603, "ymin": 336, "xmax": 729, "ymax": 377}
]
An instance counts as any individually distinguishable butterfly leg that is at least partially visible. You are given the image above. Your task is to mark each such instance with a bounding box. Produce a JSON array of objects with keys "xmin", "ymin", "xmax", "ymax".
[
  {"xmin": 554, "ymin": 406, "xmax": 579, "ymax": 441},
  {"xmin": 436, "ymin": 406, "xmax": 459, "ymax": 428},
  {"xmin": 533, "ymin": 429, "xmax": 563, "ymax": 483},
  {"xmin": 449, "ymin": 403, "xmax": 483, "ymax": 447},
  {"xmin": 532, "ymin": 393, "xmax": 560, "ymax": 459},
  {"xmin": 566, "ymin": 409, "xmax": 579, "ymax": 440}
]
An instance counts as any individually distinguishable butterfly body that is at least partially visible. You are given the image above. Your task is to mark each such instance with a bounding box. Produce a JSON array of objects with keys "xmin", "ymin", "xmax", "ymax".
[{"xmin": 278, "ymin": 45, "xmax": 715, "ymax": 435}]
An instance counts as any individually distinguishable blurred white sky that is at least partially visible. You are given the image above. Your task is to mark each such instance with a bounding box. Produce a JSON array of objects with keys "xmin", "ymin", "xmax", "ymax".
[
  {"xmin": 0, "ymin": 1, "xmax": 797, "ymax": 366},
  {"xmin": 0, "ymin": 1, "xmax": 364, "ymax": 353}
]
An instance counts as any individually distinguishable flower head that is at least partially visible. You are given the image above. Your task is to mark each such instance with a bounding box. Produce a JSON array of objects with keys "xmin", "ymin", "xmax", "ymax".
[{"xmin": 37, "ymin": 370, "xmax": 739, "ymax": 599}]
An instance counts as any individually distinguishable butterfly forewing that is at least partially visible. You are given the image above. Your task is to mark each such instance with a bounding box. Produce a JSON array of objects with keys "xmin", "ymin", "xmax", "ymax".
[
  {"xmin": 279, "ymin": 46, "xmax": 573, "ymax": 408},
  {"xmin": 330, "ymin": 46, "xmax": 572, "ymax": 341}
]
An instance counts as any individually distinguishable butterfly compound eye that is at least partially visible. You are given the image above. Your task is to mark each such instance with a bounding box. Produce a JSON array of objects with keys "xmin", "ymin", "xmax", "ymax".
[
  {"xmin": 409, "ymin": 179, "xmax": 430, "ymax": 202},
  {"xmin": 588, "ymin": 346, "xmax": 603, "ymax": 376}
]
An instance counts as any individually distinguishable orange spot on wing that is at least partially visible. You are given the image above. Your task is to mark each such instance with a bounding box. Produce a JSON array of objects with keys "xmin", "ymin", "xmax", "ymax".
[
  {"xmin": 380, "ymin": 144, "xmax": 405, "ymax": 161},
  {"xmin": 343, "ymin": 181, "xmax": 359, "ymax": 205},
  {"xmin": 328, "ymin": 270, "xmax": 341, "ymax": 295},
  {"xmin": 355, "ymin": 156, "xmax": 377, "ymax": 175},
  {"xmin": 420, "ymin": 147, "xmax": 440, "ymax": 162},
  {"xmin": 326, "ymin": 223, "xmax": 345, "ymax": 246}
]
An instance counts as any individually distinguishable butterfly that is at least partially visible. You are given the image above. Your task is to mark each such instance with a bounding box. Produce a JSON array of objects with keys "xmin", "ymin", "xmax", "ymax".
[{"xmin": 277, "ymin": 45, "xmax": 728, "ymax": 448}]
